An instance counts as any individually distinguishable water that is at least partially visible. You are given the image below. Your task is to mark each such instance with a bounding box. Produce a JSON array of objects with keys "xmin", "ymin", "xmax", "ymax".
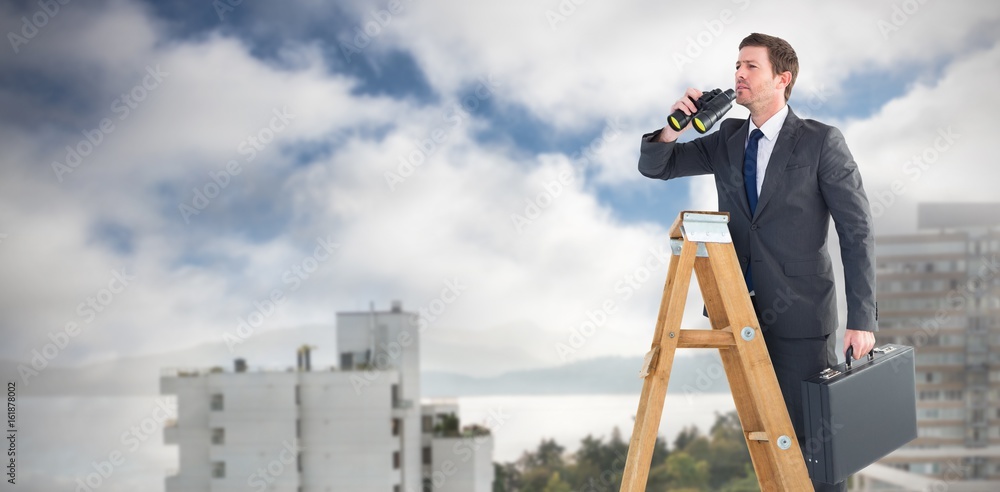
[
  {"xmin": 456, "ymin": 393, "xmax": 738, "ymax": 462},
  {"xmin": 9, "ymin": 393, "xmax": 735, "ymax": 490}
]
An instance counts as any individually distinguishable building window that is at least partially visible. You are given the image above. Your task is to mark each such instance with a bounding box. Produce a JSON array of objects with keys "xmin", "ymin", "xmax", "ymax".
[
  {"xmin": 393, "ymin": 451, "xmax": 400, "ymax": 470},
  {"xmin": 422, "ymin": 446, "xmax": 432, "ymax": 465},
  {"xmin": 423, "ymin": 478, "xmax": 433, "ymax": 492},
  {"xmin": 422, "ymin": 415, "xmax": 433, "ymax": 433},
  {"xmin": 210, "ymin": 393, "xmax": 224, "ymax": 411},
  {"xmin": 298, "ymin": 452, "xmax": 303, "ymax": 472},
  {"xmin": 297, "ymin": 419, "xmax": 302, "ymax": 438},
  {"xmin": 212, "ymin": 461, "xmax": 225, "ymax": 478},
  {"xmin": 392, "ymin": 418, "xmax": 401, "ymax": 436},
  {"xmin": 295, "ymin": 384, "xmax": 301, "ymax": 405},
  {"xmin": 919, "ymin": 390, "xmax": 940, "ymax": 401},
  {"xmin": 394, "ymin": 487, "xmax": 400, "ymax": 492},
  {"xmin": 340, "ymin": 352, "xmax": 353, "ymax": 369},
  {"xmin": 211, "ymin": 428, "xmax": 224, "ymax": 445}
]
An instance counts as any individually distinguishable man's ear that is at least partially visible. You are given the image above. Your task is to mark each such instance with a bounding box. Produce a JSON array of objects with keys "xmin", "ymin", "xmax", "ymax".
[{"xmin": 776, "ymin": 71, "xmax": 792, "ymax": 91}]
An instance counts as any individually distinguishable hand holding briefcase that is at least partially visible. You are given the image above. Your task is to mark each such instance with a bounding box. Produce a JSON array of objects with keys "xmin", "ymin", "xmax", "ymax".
[{"xmin": 801, "ymin": 344, "xmax": 918, "ymax": 484}]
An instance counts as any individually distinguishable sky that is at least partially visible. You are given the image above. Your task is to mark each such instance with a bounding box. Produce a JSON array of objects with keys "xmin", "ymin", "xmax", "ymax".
[
  {"xmin": 1, "ymin": 0, "xmax": 1000, "ymax": 487},
  {"xmin": 2, "ymin": 0, "xmax": 1000, "ymax": 374}
]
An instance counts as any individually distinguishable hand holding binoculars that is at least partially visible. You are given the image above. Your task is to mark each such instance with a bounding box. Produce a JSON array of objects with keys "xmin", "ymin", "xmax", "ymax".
[{"xmin": 667, "ymin": 88, "xmax": 736, "ymax": 134}]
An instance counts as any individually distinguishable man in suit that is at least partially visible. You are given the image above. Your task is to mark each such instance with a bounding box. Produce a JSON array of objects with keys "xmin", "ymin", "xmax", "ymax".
[{"xmin": 638, "ymin": 33, "xmax": 877, "ymax": 492}]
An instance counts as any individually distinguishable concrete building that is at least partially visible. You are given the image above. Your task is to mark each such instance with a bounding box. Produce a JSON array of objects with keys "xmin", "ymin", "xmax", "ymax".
[
  {"xmin": 162, "ymin": 301, "xmax": 493, "ymax": 492},
  {"xmin": 855, "ymin": 203, "xmax": 1000, "ymax": 489}
]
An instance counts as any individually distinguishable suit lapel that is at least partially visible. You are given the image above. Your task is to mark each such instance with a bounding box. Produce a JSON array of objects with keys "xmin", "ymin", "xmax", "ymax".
[
  {"xmin": 754, "ymin": 108, "xmax": 803, "ymax": 220},
  {"xmin": 726, "ymin": 119, "xmax": 752, "ymax": 220}
]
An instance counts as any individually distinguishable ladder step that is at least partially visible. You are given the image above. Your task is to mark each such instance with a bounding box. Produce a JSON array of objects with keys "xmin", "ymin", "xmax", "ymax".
[
  {"xmin": 676, "ymin": 329, "xmax": 736, "ymax": 348},
  {"xmin": 747, "ymin": 431, "xmax": 769, "ymax": 442}
]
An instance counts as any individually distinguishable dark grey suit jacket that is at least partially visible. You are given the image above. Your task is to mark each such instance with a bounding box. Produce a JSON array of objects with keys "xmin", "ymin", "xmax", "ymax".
[{"xmin": 638, "ymin": 107, "xmax": 876, "ymax": 338}]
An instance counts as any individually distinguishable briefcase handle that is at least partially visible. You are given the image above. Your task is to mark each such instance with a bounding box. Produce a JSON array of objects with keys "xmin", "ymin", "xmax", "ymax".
[{"xmin": 845, "ymin": 346, "xmax": 874, "ymax": 370}]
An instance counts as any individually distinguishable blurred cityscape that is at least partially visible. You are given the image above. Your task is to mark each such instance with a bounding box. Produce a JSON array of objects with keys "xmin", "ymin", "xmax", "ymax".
[
  {"xmin": 854, "ymin": 203, "xmax": 1000, "ymax": 491},
  {"xmin": 157, "ymin": 203, "xmax": 1000, "ymax": 491}
]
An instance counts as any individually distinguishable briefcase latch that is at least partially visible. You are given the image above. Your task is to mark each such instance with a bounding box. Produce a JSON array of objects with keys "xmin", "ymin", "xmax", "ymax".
[{"xmin": 818, "ymin": 368, "xmax": 841, "ymax": 380}]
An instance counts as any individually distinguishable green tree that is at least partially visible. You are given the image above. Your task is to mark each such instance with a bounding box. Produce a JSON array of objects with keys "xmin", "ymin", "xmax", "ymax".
[
  {"xmin": 542, "ymin": 472, "xmax": 572, "ymax": 492},
  {"xmin": 516, "ymin": 438, "xmax": 568, "ymax": 492},
  {"xmin": 673, "ymin": 424, "xmax": 700, "ymax": 451},
  {"xmin": 434, "ymin": 412, "xmax": 460, "ymax": 437},
  {"xmin": 490, "ymin": 413, "xmax": 755, "ymax": 492},
  {"xmin": 521, "ymin": 467, "xmax": 559, "ymax": 492},
  {"xmin": 705, "ymin": 411, "xmax": 753, "ymax": 489},
  {"xmin": 720, "ymin": 463, "xmax": 760, "ymax": 491},
  {"xmin": 493, "ymin": 462, "xmax": 522, "ymax": 492},
  {"xmin": 527, "ymin": 438, "xmax": 565, "ymax": 469},
  {"xmin": 660, "ymin": 451, "xmax": 709, "ymax": 490}
]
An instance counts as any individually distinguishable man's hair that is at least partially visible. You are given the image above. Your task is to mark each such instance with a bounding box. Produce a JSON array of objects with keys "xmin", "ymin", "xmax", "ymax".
[{"xmin": 739, "ymin": 33, "xmax": 798, "ymax": 101}]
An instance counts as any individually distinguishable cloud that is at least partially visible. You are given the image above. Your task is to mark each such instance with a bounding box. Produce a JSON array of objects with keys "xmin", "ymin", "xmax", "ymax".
[
  {"xmin": 841, "ymin": 38, "xmax": 1000, "ymax": 235},
  {"xmin": 2, "ymin": 0, "xmax": 997, "ymax": 378},
  {"xmin": 0, "ymin": 0, "xmax": 695, "ymax": 376}
]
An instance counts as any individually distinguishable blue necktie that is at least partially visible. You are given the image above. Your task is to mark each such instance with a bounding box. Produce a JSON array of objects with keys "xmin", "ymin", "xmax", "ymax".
[{"xmin": 743, "ymin": 129, "xmax": 764, "ymax": 292}]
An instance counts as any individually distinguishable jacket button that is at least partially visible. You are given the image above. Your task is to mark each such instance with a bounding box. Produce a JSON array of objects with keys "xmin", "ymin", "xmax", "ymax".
[{"xmin": 751, "ymin": 224, "xmax": 759, "ymax": 230}]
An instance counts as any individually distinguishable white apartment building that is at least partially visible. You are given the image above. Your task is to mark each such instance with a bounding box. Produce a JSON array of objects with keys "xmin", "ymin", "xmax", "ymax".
[{"xmin": 162, "ymin": 301, "xmax": 493, "ymax": 492}]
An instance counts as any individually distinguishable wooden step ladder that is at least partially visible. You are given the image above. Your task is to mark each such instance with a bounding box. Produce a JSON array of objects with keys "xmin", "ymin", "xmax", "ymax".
[{"xmin": 619, "ymin": 211, "xmax": 812, "ymax": 491}]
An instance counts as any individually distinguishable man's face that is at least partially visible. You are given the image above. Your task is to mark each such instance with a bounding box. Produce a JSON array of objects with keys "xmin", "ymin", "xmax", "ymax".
[{"xmin": 735, "ymin": 46, "xmax": 781, "ymax": 111}]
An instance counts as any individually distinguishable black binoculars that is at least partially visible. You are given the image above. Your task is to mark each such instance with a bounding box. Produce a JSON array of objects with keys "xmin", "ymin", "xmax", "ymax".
[{"xmin": 667, "ymin": 88, "xmax": 736, "ymax": 134}]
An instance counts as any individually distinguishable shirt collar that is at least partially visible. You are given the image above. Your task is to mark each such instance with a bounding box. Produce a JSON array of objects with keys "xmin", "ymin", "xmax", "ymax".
[{"xmin": 748, "ymin": 103, "xmax": 789, "ymax": 142}]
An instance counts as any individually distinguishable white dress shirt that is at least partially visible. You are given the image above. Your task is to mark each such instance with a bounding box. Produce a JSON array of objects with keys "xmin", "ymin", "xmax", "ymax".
[{"xmin": 746, "ymin": 103, "xmax": 789, "ymax": 194}]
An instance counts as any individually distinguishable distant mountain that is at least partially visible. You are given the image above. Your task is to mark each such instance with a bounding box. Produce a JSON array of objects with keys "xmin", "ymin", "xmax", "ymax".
[
  {"xmin": 0, "ymin": 323, "xmax": 731, "ymax": 398},
  {"xmin": 0, "ymin": 323, "xmax": 340, "ymax": 397},
  {"xmin": 421, "ymin": 354, "xmax": 730, "ymax": 397}
]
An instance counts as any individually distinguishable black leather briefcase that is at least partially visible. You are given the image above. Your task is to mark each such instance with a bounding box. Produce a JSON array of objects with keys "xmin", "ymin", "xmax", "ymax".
[{"xmin": 801, "ymin": 344, "xmax": 917, "ymax": 484}]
